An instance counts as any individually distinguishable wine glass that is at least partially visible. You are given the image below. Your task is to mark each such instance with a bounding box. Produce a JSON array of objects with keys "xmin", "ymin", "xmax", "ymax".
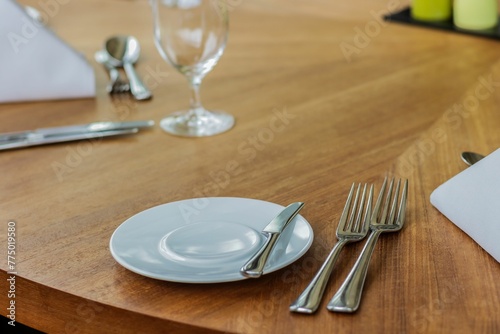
[{"xmin": 151, "ymin": 0, "xmax": 234, "ymax": 137}]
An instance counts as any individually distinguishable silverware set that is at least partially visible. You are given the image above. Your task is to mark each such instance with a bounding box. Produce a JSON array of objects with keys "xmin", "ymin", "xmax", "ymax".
[
  {"xmin": 95, "ymin": 36, "xmax": 152, "ymax": 100},
  {"xmin": 290, "ymin": 177, "xmax": 408, "ymax": 314}
]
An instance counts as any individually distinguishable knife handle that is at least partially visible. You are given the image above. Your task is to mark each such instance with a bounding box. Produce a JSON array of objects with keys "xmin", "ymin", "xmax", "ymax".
[{"xmin": 240, "ymin": 232, "xmax": 280, "ymax": 278}]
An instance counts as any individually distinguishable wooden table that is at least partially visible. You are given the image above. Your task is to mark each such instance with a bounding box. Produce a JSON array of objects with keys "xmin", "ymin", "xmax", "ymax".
[{"xmin": 1, "ymin": 0, "xmax": 500, "ymax": 332}]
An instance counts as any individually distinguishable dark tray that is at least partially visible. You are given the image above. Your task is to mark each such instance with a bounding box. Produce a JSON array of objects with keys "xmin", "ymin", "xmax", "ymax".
[{"xmin": 384, "ymin": 7, "xmax": 500, "ymax": 41}]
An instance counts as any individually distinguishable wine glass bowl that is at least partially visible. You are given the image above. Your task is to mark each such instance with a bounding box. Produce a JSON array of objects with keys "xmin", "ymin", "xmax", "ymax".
[{"xmin": 151, "ymin": 0, "xmax": 234, "ymax": 137}]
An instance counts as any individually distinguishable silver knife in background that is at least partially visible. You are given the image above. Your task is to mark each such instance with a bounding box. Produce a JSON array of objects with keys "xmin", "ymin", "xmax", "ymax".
[
  {"xmin": 240, "ymin": 202, "xmax": 305, "ymax": 278},
  {"xmin": 0, "ymin": 120, "xmax": 154, "ymax": 151},
  {"xmin": 0, "ymin": 120, "xmax": 154, "ymax": 141}
]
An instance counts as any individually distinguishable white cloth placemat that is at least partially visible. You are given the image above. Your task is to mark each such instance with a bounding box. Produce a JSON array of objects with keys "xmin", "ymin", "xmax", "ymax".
[
  {"xmin": 430, "ymin": 148, "xmax": 500, "ymax": 263},
  {"xmin": 0, "ymin": 0, "xmax": 95, "ymax": 103}
]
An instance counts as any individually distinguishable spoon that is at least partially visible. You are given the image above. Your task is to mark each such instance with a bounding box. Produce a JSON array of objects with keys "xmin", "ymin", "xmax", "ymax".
[
  {"xmin": 461, "ymin": 151, "xmax": 485, "ymax": 166},
  {"xmin": 105, "ymin": 36, "xmax": 152, "ymax": 100}
]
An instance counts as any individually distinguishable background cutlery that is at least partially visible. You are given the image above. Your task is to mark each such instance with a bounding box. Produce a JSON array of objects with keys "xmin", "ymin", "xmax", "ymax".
[
  {"xmin": 95, "ymin": 50, "xmax": 130, "ymax": 94},
  {"xmin": 105, "ymin": 36, "xmax": 152, "ymax": 101},
  {"xmin": 0, "ymin": 120, "xmax": 154, "ymax": 143},
  {"xmin": 0, "ymin": 128, "xmax": 138, "ymax": 151}
]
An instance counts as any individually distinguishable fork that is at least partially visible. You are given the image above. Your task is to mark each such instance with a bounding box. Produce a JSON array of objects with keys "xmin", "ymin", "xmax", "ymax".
[
  {"xmin": 289, "ymin": 183, "xmax": 373, "ymax": 314},
  {"xmin": 94, "ymin": 50, "xmax": 130, "ymax": 94},
  {"xmin": 327, "ymin": 177, "xmax": 408, "ymax": 313},
  {"xmin": 108, "ymin": 71, "xmax": 130, "ymax": 94}
]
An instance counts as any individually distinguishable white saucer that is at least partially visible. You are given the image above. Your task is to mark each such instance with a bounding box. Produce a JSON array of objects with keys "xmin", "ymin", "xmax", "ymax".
[{"xmin": 110, "ymin": 197, "xmax": 313, "ymax": 283}]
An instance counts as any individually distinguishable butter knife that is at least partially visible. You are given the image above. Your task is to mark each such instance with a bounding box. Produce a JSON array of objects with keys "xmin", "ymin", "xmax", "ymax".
[
  {"xmin": 240, "ymin": 202, "xmax": 304, "ymax": 278},
  {"xmin": 0, "ymin": 120, "xmax": 154, "ymax": 143},
  {"xmin": 0, "ymin": 128, "xmax": 139, "ymax": 151}
]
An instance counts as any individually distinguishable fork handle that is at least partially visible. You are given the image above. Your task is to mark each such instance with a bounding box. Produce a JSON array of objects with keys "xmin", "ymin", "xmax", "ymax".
[
  {"xmin": 107, "ymin": 68, "xmax": 123, "ymax": 93},
  {"xmin": 101, "ymin": 62, "xmax": 121, "ymax": 93},
  {"xmin": 327, "ymin": 230, "xmax": 382, "ymax": 313},
  {"xmin": 290, "ymin": 239, "xmax": 348, "ymax": 314}
]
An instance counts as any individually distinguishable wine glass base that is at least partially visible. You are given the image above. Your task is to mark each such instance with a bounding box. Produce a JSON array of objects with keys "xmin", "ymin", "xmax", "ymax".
[{"xmin": 160, "ymin": 110, "xmax": 235, "ymax": 137}]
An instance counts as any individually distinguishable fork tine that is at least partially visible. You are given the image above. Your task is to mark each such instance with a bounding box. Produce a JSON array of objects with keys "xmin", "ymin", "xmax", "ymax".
[
  {"xmin": 337, "ymin": 183, "xmax": 356, "ymax": 232},
  {"xmin": 396, "ymin": 179, "xmax": 408, "ymax": 227},
  {"xmin": 358, "ymin": 184, "xmax": 373, "ymax": 234},
  {"xmin": 380, "ymin": 178, "xmax": 395, "ymax": 225},
  {"xmin": 387, "ymin": 179, "xmax": 401, "ymax": 225},
  {"xmin": 352, "ymin": 184, "xmax": 367, "ymax": 232},
  {"xmin": 371, "ymin": 177, "xmax": 388, "ymax": 225},
  {"xmin": 345, "ymin": 184, "xmax": 362, "ymax": 231}
]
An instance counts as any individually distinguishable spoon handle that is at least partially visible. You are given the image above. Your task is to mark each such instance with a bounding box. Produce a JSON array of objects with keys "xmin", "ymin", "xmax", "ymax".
[{"xmin": 123, "ymin": 62, "xmax": 152, "ymax": 100}]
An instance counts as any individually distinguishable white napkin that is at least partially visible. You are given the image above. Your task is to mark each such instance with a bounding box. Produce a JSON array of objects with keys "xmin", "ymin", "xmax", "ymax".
[
  {"xmin": 430, "ymin": 148, "xmax": 500, "ymax": 263},
  {"xmin": 0, "ymin": 0, "xmax": 95, "ymax": 103}
]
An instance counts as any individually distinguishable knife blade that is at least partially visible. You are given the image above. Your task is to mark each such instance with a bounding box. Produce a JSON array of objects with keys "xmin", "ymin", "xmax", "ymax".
[{"xmin": 240, "ymin": 202, "xmax": 305, "ymax": 278}]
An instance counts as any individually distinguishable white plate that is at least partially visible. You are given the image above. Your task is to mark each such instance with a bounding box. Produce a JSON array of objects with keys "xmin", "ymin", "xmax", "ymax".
[{"xmin": 110, "ymin": 197, "xmax": 313, "ymax": 283}]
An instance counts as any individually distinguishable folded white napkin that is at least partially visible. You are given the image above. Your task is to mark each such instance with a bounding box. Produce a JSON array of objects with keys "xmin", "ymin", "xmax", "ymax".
[
  {"xmin": 0, "ymin": 0, "xmax": 95, "ymax": 103},
  {"xmin": 430, "ymin": 148, "xmax": 500, "ymax": 263}
]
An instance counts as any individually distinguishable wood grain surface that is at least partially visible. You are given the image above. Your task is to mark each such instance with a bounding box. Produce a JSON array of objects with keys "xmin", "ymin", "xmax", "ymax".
[{"xmin": 1, "ymin": 0, "xmax": 499, "ymax": 333}]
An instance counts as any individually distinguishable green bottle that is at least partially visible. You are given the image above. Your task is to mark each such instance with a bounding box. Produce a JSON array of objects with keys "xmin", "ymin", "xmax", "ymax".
[
  {"xmin": 411, "ymin": 0, "xmax": 452, "ymax": 21},
  {"xmin": 454, "ymin": 0, "xmax": 498, "ymax": 30}
]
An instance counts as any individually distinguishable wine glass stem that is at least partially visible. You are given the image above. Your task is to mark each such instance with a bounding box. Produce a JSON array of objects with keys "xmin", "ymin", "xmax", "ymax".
[{"xmin": 188, "ymin": 77, "xmax": 204, "ymax": 116}]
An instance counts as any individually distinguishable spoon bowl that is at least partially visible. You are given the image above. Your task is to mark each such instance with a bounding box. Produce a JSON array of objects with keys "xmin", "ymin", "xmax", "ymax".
[
  {"xmin": 105, "ymin": 36, "xmax": 152, "ymax": 100},
  {"xmin": 461, "ymin": 151, "xmax": 485, "ymax": 166},
  {"xmin": 106, "ymin": 36, "xmax": 140, "ymax": 66}
]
